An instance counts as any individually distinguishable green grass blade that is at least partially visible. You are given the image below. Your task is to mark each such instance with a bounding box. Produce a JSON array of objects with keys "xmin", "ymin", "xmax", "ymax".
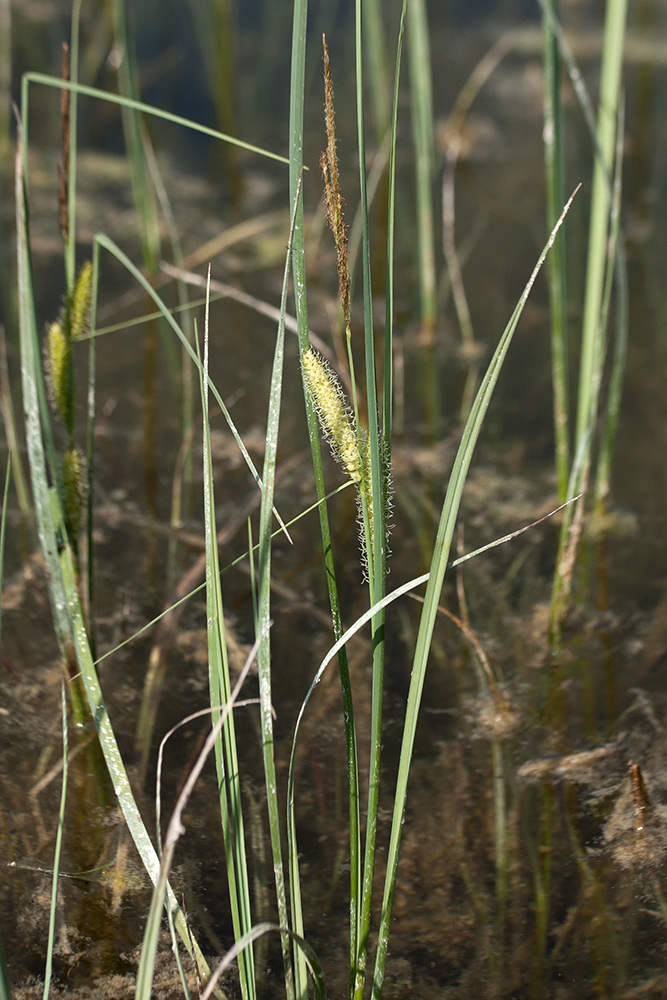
[
  {"xmin": 85, "ymin": 243, "xmax": 100, "ymax": 650},
  {"xmin": 57, "ymin": 530, "xmax": 212, "ymax": 983},
  {"xmin": 0, "ymin": 328, "xmax": 29, "ymax": 513},
  {"xmin": 407, "ymin": 0, "xmax": 439, "ymax": 432},
  {"xmin": 354, "ymin": 0, "xmax": 382, "ymax": 597},
  {"xmin": 542, "ymin": 0, "xmax": 569, "ymax": 500},
  {"xmin": 363, "ymin": 0, "xmax": 390, "ymax": 138},
  {"xmin": 109, "ymin": 0, "xmax": 160, "ymax": 271},
  {"xmin": 371, "ymin": 189, "xmax": 578, "ymax": 999},
  {"xmin": 383, "ymin": 0, "xmax": 408, "ymax": 447},
  {"xmin": 16, "ymin": 188, "xmax": 211, "ymax": 982},
  {"xmin": 535, "ymin": 0, "xmax": 628, "ymax": 476},
  {"xmin": 289, "ymin": 3, "xmax": 361, "ymax": 995},
  {"xmin": 199, "ymin": 286, "xmax": 255, "ymax": 999},
  {"xmin": 42, "ymin": 685, "xmax": 68, "ymax": 1000},
  {"xmin": 407, "ymin": 0, "xmax": 436, "ymax": 338},
  {"xmin": 287, "ymin": 5, "xmax": 325, "ymax": 993},
  {"xmin": 254, "ymin": 184, "xmax": 305, "ymax": 1000},
  {"xmin": 547, "ymin": 0, "xmax": 628, "ymax": 638},
  {"xmin": 14, "ymin": 244, "xmax": 209, "ymax": 984},
  {"xmin": 595, "ymin": 106, "xmax": 628, "ymax": 506},
  {"xmin": 353, "ymin": 1, "xmax": 389, "ymax": 992},
  {"xmin": 574, "ymin": 0, "xmax": 628, "ymax": 447},
  {"xmin": 64, "ymin": 0, "xmax": 82, "ymax": 288},
  {"xmin": 17, "ymin": 86, "xmax": 63, "ymax": 495},
  {"xmin": 286, "ymin": 575, "xmax": 441, "ymax": 998},
  {"xmin": 137, "ymin": 647, "xmax": 260, "ymax": 1000},
  {"xmin": 134, "ymin": 855, "xmax": 171, "ymax": 1000},
  {"xmin": 22, "ymin": 74, "xmax": 289, "ymax": 166},
  {"xmin": 15, "ymin": 117, "xmax": 70, "ymax": 650}
]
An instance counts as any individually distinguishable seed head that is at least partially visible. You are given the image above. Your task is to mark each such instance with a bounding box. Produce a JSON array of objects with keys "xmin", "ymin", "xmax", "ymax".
[
  {"xmin": 302, "ymin": 348, "xmax": 362, "ymax": 483},
  {"xmin": 69, "ymin": 261, "xmax": 92, "ymax": 341},
  {"xmin": 45, "ymin": 320, "xmax": 70, "ymax": 424},
  {"xmin": 62, "ymin": 446, "xmax": 86, "ymax": 535}
]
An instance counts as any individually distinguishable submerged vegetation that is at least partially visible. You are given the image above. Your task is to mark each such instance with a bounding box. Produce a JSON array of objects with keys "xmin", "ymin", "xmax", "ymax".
[{"xmin": 4, "ymin": 0, "xmax": 667, "ymax": 998}]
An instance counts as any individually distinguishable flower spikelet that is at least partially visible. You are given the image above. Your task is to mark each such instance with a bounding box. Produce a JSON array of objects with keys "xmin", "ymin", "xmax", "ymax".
[
  {"xmin": 62, "ymin": 446, "xmax": 86, "ymax": 535},
  {"xmin": 68, "ymin": 261, "xmax": 92, "ymax": 341},
  {"xmin": 302, "ymin": 348, "xmax": 361, "ymax": 483},
  {"xmin": 321, "ymin": 35, "xmax": 351, "ymax": 331},
  {"xmin": 45, "ymin": 320, "xmax": 70, "ymax": 424},
  {"xmin": 358, "ymin": 431, "xmax": 393, "ymax": 574},
  {"xmin": 362, "ymin": 431, "xmax": 374, "ymax": 554}
]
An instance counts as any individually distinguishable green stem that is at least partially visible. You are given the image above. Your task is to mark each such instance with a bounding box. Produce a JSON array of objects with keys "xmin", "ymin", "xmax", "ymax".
[
  {"xmin": 353, "ymin": 0, "xmax": 389, "ymax": 994},
  {"xmin": 542, "ymin": 0, "xmax": 569, "ymax": 500},
  {"xmin": 575, "ymin": 0, "xmax": 628, "ymax": 446},
  {"xmin": 288, "ymin": 4, "xmax": 361, "ymax": 997}
]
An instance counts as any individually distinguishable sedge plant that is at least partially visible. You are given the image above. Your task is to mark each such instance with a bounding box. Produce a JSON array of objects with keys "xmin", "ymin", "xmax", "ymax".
[
  {"xmin": 9, "ymin": 3, "xmax": 614, "ymax": 1000},
  {"xmin": 515, "ymin": 0, "xmax": 630, "ymax": 982},
  {"xmin": 538, "ymin": 0, "xmax": 629, "ymax": 645}
]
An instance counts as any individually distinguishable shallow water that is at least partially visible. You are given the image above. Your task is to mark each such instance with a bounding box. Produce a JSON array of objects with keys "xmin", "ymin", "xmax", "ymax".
[{"xmin": 3, "ymin": 2, "xmax": 667, "ymax": 998}]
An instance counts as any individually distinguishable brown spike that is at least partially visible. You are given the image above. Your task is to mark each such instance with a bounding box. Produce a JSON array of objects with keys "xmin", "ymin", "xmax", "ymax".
[
  {"xmin": 321, "ymin": 35, "xmax": 351, "ymax": 331},
  {"xmin": 322, "ymin": 35, "xmax": 339, "ymax": 221}
]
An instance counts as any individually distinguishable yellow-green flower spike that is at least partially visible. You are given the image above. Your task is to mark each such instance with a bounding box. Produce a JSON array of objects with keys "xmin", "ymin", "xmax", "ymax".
[
  {"xmin": 357, "ymin": 430, "xmax": 393, "ymax": 578},
  {"xmin": 62, "ymin": 446, "xmax": 85, "ymax": 535},
  {"xmin": 69, "ymin": 261, "xmax": 92, "ymax": 341},
  {"xmin": 301, "ymin": 348, "xmax": 362, "ymax": 483},
  {"xmin": 363, "ymin": 431, "xmax": 374, "ymax": 554},
  {"xmin": 45, "ymin": 320, "xmax": 69, "ymax": 423}
]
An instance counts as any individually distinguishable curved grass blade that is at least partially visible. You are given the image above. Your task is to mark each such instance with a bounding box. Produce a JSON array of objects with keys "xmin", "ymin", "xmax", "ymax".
[
  {"xmin": 92, "ymin": 233, "xmax": 289, "ymax": 540},
  {"xmin": 58, "ymin": 528, "xmax": 212, "ymax": 983},
  {"xmin": 201, "ymin": 923, "xmax": 326, "ymax": 1000},
  {"xmin": 371, "ymin": 188, "xmax": 579, "ymax": 999},
  {"xmin": 18, "ymin": 133, "xmax": 212, "ymax": 974},
  {"xmin": 135, "ymin": 640, "xmax": 261, "ymax": 1000},
  {"xmin": 21, "ymin": 75, "xmax": 289, "ymax": 169},
  {"xmin": 199, "ymin": 280, "xmax": 255, "ymax": 999},
  {"xmin": 284, "ymin": 499, "xmax": 582, "ymax": 997},
  {"xmin": 287, "ymin": 569, "xmax": 431, "ymax": 1000}
]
